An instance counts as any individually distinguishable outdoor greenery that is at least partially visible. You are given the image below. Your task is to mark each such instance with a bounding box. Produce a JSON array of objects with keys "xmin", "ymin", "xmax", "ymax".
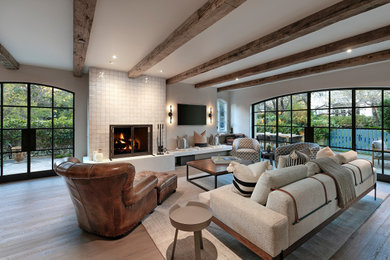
[
  {"xmin": 254, "ymin": 89, "xmax": 390, "ymax": 149},
  {"xmin": 2, "ymin": 83, "xmax": 74, "ymax": 160}
]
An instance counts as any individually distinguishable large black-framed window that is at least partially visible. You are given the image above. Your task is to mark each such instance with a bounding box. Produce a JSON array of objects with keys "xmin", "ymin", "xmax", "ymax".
[
  {"xmin": 0, "ymin": 82, "xmax": 75, "ymax": 182},
  {"xmin": 252, "ymin": 88, "xmax": 390, "ymax": 181}
]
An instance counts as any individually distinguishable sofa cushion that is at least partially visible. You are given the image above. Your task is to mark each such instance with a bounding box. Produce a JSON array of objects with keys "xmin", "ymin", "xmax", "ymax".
[
  {"xmin": 227, "ymin": 161, "xmax": 272, "ymax": 197},
  {"xmin": 305, "ymin": 161, "xmax": 321, "ymax": 176},
  {"xmin": 316, "ymin": 146, "xmax": 335, "ymax": 158},
  {"xmin": 286, "ymin": 150, "xmax": 310, "ymax": 167},
  {"xmin": 251, "ymin": 165, "xmax": 308, "ymax": 205},
  {"xmin": 335, "ymin": 150, "xmax": 357, "ymax": 164}
]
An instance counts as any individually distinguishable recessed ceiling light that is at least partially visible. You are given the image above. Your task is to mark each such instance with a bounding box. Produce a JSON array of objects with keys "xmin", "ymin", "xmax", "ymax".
[
  {"xmin": 235, "ymin": 78, "xmax": 239, "ymax": 81},
  {"xmin": 346, "ymin": 49, "xmax": 352, "ymax": 53},
  {"xmin": 112, "ymin": 55, "xmax": 117, "ymax": 59},
  {"xmin": 159, "ymin": 69, "xmax": 163, "ymax": 73},
  {"xmin": 109, "ymin": 60, "xmax": 113, "ymax": 64}
]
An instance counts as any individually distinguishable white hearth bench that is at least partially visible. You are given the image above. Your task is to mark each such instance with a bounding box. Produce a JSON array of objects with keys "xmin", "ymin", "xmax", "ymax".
[{"xmin": 83, "ymin": 145, "xmax": 232, "ymax": 172}]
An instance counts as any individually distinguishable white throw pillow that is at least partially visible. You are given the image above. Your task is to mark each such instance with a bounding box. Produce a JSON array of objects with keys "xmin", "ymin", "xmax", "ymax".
[
  {"xmin": 227, "ymin": 161, "xmax": 272, "ymax": 197},
  {"xmin": 250, "ymin": 165, "xmax": 308, "ymax": 205},
  {"xmin": 277, "ymin": 155, "xmax": 289, "ymax": 168},
  {"xmin": 316, "ymin": 146, "xmax": 335, "ymax": 158}
]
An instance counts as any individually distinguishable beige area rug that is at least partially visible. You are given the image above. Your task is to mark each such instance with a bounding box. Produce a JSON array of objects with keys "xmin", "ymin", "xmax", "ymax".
[{"xmin": 143, "ymin": 171, "xmax": 387, "ymax": 260}]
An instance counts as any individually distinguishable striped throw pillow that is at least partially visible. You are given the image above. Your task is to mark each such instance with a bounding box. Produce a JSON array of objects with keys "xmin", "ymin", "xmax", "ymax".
[
  {"xmin": 227, "ymin": 161, "xmax": 272, "ymax": 197},
  {"xmin": 286, "ymin": 150, "xmax": 310, "ymax": 167}
]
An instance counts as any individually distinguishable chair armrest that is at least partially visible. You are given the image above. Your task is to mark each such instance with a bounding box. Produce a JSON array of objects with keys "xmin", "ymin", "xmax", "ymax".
[
  {"xmin": 210, "ymin": 189, "xmax": 288, "ymax": 257},
  {"xmin": 123, "ymin": 175, "xmax": 157, "ymax": 206}
]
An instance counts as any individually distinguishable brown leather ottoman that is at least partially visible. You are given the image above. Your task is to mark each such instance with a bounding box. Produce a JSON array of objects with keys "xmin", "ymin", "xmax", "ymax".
[{"xmin": 137, "ymin": 171, "xmax": 177, "ymax": 204}]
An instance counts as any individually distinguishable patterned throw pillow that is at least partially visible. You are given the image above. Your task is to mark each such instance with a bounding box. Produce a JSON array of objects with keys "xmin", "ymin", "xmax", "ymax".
[
  {"xmin": 286, "ymin": 150, "xmax": 310, "ymax": 167},
  {"xmin": 176, "ymin": 135, "xmax": 188, "ymax": 149},
  {"xmin": 227, "ymin": 161, "xmax": 272, "ymax": 197}
]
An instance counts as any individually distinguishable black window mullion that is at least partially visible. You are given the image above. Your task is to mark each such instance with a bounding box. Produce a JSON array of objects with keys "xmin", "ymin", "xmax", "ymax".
[
  {"xmin": 27, "ymin": 84, "xmax": 31, "ymax": 175},
  {"xmin": 52, "ymin": 87, "xmax": 54, "ymax": 169},
  {"xmin": 382, "ymin": 89, "xmax": 385, "ymax": 175},
  {"xmin": 352, "ymin": 90, "xmax": 356, "ymax": 151}
]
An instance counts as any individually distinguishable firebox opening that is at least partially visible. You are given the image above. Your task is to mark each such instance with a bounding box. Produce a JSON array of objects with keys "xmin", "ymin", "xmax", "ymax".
[{"xmin": 110, "ymin": 125, "xmax": 152, "ymax": 159}]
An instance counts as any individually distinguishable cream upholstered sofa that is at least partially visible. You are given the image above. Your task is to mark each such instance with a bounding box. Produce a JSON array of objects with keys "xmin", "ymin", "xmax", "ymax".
[{"xmin": 199, "ymin": 158, "xmax": 376, "ymax": 259}]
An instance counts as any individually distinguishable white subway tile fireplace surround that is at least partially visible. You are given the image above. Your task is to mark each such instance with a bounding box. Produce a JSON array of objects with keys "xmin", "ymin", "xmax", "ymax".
[{"xmin": 88, "ymin": 68, "xmax": 166, "ymax": 160}]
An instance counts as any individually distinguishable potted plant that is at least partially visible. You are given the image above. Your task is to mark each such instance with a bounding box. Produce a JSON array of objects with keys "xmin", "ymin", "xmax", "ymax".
[{"xmin": 266, "ymin": 144, "xmax": 272, "ymax": 153}]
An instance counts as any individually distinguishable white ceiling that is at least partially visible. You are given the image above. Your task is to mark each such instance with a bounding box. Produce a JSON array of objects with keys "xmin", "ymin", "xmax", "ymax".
[{"xmin": 1, "ymin": 0, "xmax": 389, "ymax": 87}]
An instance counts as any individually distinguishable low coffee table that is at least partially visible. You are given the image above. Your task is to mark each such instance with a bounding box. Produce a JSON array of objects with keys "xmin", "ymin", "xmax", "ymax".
[
  {"xmin": 169, "ymin": 201, "xmax": 212, "ymax": 260},
  {"xmin": 186, "ymin": 158, "xmax": 251, "ymax": 191}
]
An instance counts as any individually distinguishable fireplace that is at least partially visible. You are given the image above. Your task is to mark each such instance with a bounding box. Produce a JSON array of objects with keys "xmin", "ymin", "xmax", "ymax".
[{"xmin": 110, "ymin": 125, "xmax": 152, "ymax": 159}]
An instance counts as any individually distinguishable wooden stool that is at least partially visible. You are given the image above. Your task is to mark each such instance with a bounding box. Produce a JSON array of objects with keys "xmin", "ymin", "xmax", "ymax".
[{"xmin": 169, "ymin": 201, "xmax": 212, "ymax": 260}]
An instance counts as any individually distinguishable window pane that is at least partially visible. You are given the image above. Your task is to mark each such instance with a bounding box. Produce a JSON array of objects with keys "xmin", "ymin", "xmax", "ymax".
[
  {"xmin": 54, "ymin": 109, "xmax": 73, "ymax": 128},
  {"xmin": 356, "ymin": 89, "xmax": 381, "ymax": 107},
  {"xmin": 311, "ymin": 91, "xmax": 329, "ymax": 109},
  {"xmin": 254, "ymin": 102, "xmax": 264, "ymax": 112},
  {"xmin": 31, "ymin": 108, "xmax": 52, "ymax": 128},
  {"xmin": 314, "ymin": 128, "xmax": 329, "ymax": 146},
  {"xmin": 3, "ymin": 130, "xmax": 22, "ymax": 151},
  {"xmin": 311, "ymin": 110, "xmax": 329, "ymax": 127},
  {"xmin": 292, "ymin": 111, "xmax": 307, "ymax": 126},
  {"xmin": 330, "ymin": 128, "xmax": 352, "ymax": 148},
  {"xmin": 331, "ymin": 90, "xmax": 352, "ymax": 108},
  {"xmin": 254, "ymin": 125, "xmax": 264, "ymax": 136},
  {"xmin": 278, "ymin": 111, "xmax": 291, "ymax": 126},
  {"xmin": 265, "ymin": 127, "xmax": 277, "ymax": 150},
  {"xmin": 54, "ymin": 129, "xmax": 73, "ymax": 148},
  {"xmin": 356, "ymin": 108, "xmax": 382, "ymax": 129},
  {"xmin": 36, "ymin": 129, "xmax": 52, "ymax": 150},
  {"xmin": 54, "ymin": 89, "xmax": 73, "ymax": 107},
  {"xmin": 385, "ymin": 90, "xmax": 390, "ymax": 102},
  {"xmin": 3, "ymin": 107, "xmax": 27, "ymax": 128},
  {"xmin": 292, "ymin": 93, "xmax": 307, "ymax": 110},
  {"xmin": 31, "ymin": 85, "xmax": 52, "ymax": 107},
  {"xmin": 384, "ymin": 106, "xmax": 390, "ymax": 130},
  {"xmin": 3, "ymin": 83, "xmax": 27, "ymax": 106},
  {"xmin": 54, "ymin": 149, "xmax": 74, "ymax": 165},
  {"xmin": 356, "ymin": 129, "xmax": 382, "ymax": 150},
  {"xmin": 384, "ymin": 152, "xmax": 390, "ymax": 175},
  {"xmin": 265, "ymin": 99, "xmax": 276, "ymax": 111},
  {"xmin": 330, "ymin": 109, "xmax": 352, "ymax": 127},
  {"xmin": 31, "ymin": 150, "xmax": 52, "ymax": 172},
  {"xmin": 265, "ymin": 112, "xmax": 276, "ymax": 125},
  {"xmin": 255, "ymin": 112, "xmax": 265, "ymax": 125},
  {"xmin": 278, "ymin": 127, "xmax": 291, "ymax": 145},
  {"xmin": 3, "ymin": 153, "xmax": 27, "ymax": 175},
  {"xmin": 292, "ymin": 127, "xmax": 305, "ymax": 143},
  {"xmin": 278, "ymin": 96, "xmax": 291, "ymax": 111},
  {"xmin": 357, "ymin": 150, "xmax": 383, "ymax": 174}
]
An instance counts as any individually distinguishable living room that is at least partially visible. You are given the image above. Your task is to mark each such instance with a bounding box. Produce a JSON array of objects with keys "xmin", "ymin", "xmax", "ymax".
[{"xmin": 1, "ymin": 0, "xmax": 390, "ymax": 259}]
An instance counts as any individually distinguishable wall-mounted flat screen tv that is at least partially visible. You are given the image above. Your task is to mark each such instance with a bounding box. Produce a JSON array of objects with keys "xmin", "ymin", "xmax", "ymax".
[{"xmin": 177, "ymin": 104, "xmax": 206, "ymax": 125}]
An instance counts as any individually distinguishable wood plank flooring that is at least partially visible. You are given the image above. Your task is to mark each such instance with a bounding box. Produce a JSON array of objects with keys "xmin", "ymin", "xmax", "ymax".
[{"xmin": 0, "ymin": 169, "xmax": 389, "ymax": 259}]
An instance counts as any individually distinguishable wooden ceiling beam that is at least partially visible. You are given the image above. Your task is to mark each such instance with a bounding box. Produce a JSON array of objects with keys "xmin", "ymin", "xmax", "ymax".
[
  {"xmin": 128, "ymin": 0, "xmax": 246, "ymax": 78},
  {"xmin": 73, "ymin": 0, "xmax": 97, "ymax": 77},
  {"xmin": 167, "ymin": 0, "xmax": 390, "ymax": 85},
  {"xmin": 196, "ymin": 25, "xmax": 390, "ymax": 88},
  {"xmin": 0, "ymin": 44, "xmax": 19, "ymax": 70},
  {"xmin": 217, "ymin": 49, "xmax": 390, "ymax": 92}
]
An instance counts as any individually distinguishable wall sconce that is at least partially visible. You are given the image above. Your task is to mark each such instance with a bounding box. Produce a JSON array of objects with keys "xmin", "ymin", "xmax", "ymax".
[
  {"xmin": 168, "ymin": 105, "xmax": 173, "ymax": 124},
  {"xmin": 208, "ymin": 107, "xmax": 213, "ymax": 124}
]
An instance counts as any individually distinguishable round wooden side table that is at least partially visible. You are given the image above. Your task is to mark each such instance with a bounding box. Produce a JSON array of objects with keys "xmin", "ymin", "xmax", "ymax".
[{"xmin": 169, "ymin": 201, "xmax": 212, "ymax": 260}]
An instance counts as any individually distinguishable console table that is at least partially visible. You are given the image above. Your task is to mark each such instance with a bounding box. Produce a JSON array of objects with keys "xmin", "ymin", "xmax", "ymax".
[{"xmin": 168, "ymin": 145, "xmax": 232, "ymax": 166}]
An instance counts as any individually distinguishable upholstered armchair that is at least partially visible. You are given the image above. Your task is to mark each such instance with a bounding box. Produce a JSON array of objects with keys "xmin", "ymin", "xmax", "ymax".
[
  {"xmin": 372, "ymin": 140, "xmax": 390, "ymax": 164},
  {"xmin": 54, "ymin": 157, "xmax": 158, "ymax": 238},
  {"xmin": 231, "ymin": 138, "xmax": 261, "ymax": 162},
  {"xmin": 274, "ymin": 142, "xmax": 320, "ymax": 167}
]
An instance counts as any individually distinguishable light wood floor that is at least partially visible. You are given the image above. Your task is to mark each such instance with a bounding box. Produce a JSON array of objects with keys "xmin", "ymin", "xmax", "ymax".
[{"xmin": 0, "ymin": 169, "xmax": 389, "ymax": 259}]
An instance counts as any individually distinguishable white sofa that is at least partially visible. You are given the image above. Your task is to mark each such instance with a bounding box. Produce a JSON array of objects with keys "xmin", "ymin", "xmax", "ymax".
[{"xmin": 199, "ymin": 159, "xmax": 376, "ymax": 259}]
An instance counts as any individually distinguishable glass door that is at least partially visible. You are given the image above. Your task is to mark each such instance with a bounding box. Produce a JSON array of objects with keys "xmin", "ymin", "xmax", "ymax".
[
  {"xmin": 1, "ymin": 83, "xmax": 74, "ymax": 181},
  {"xmin": 2, "ymin": 83, "xmax": 28, "ymax": 176}
]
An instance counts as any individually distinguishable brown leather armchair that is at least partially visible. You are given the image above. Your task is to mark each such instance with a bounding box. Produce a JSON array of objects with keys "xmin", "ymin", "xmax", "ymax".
[{"xmin": 54, "ymin": 157, "xmax": 158, "ymax": 238}]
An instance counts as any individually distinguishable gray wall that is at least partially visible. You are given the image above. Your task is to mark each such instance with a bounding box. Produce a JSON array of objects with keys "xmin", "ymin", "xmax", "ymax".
[
  {"xmin": 0, "ymin": 65, "xmax": 89, "ymax": 160},
  {"xmin": 166, "ymin": 83, "xmax": 217, "ymax": 149},
  {"xmin": 229, "ymin": 61, "xmax": 390, "ymax": 137}
]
